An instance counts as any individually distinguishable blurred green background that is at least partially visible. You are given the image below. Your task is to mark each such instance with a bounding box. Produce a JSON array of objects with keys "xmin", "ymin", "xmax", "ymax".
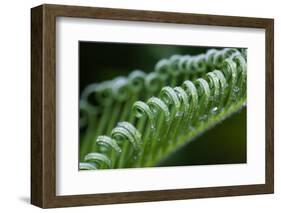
[{"xmin": 79, "ymin": 41, "xmax": 246, "ymax": 166}]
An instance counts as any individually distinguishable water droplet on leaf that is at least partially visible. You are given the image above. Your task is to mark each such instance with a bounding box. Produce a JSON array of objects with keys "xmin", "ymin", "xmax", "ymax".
[
  {"xmin": 233, "ymin": 87, "xmax": 240, "ymax": 93},
  {"xmin": 211, "ymin": 107, "xmax": 218, "ymax": 114}
]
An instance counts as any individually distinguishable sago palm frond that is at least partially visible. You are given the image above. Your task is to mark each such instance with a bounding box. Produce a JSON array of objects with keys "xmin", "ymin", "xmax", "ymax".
[{"xmin": 79, "ymin": 48, "xmax": 247, "ymax": 170}]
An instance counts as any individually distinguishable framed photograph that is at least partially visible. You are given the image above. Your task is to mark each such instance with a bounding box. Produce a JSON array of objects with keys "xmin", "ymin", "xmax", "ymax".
[{"xmin": 31, "ymin": 4, "xmax": 274, "ymax": 208}]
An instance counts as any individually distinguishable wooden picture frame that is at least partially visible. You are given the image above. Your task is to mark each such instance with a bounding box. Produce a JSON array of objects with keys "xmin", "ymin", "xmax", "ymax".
[{"xmin": 31, "ymin": 4, "xmax": 274, "ymax": 208}]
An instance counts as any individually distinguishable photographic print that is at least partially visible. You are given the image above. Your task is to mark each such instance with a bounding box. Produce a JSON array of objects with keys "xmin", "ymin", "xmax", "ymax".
[
  {"xmin": 31, "ymin": 4, "xmax": 273, "ymax": 208},
  {"xmin": 79, "ymin": 42, "xmax": 247, "ymax": 170}
]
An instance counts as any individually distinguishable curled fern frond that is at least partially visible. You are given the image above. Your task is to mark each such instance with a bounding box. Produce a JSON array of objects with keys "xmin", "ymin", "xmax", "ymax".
[
  {"xmin": 178, "ymin": 55, "xmax": 191, "ymax": 72},
  {"xmin": 79, "ymin": 100, "xmax": 92, "ymax": 129},
  {"xmin": 112, "ymin": 77, "xmax": 130, "ymax": 102},
  {"xmin": 128, "ymin": 70, "xmax": 146, "ymax": 93},
  {"xmin": 222, "ymin": 58, "xmax": 240, "ymax": 106},
  {"xmin": 84, "ymin": 152, "xmax": 112, "ymax": 169},
  {"xmin": 205, "ymin": 49, "xmax": 218, "ymax": 69},
  {"xmin": 96, "ymin": 135, "xmax": 122, "ymax": 154},
  {"xmin": 111, "ymin": 127, "xmax": 136, "ymax": 148},
  {"xmin": 206, "ymin": 72, "xmax": 220, "ymax": 109},
  {"xmin": 160, "ymin": 86, "xmax": 181, "ymax": 111},
  {"xmin": 132, "ymin": 101, "xmax": 155, "ymax": 130},
  {"xmin": 213, "ymin": 50, "xmax": 225, "ymax": 67},
  {"xmin": 194, "ymin": 78, "xmax": 211, "ymax": 120},
  {"xmin": 117, "ymin": 122, "xmax": 142, "ymax": 149},
  {"xmin": 222, "ymin": 48, "xmax": 239, "ymax": 58},
  {"xmin": 232, "ymin": 54, "xmax": 247, "ymax": 98},
  {"xmin": 212, "ymin": 70, "xmax": 228, "ymax": 108},
  {"xmin": 81, "ymin": 82, "xmax": 113, "ymax": 107},
  {"xmin": 182, "ymin": 80, "xmax": 199, "ymax": 122},
  {"xmin": 145, "ymin": 72, "xmax": 163, "ymax": 94},
  {"xmin": 147, "ymin": 97, "xmax": 171, "ymax": 122},
  {"xmin": 155, "ymin": 59, "xmax": 170, "ymax": 81},
  {"xmin": 169, "ymin": 55, "xmax": 182, "ymax": 76},
  {"xmin": 79, "ymin": 162, "xmax": 98, "ymax": 170},
  {"xmin": 173, "ymin": 87, "xmax": 189, "ymax": 120}
]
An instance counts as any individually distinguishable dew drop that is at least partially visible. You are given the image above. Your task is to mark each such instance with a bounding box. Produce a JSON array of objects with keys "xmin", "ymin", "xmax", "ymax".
[
  {"xmin": 150, "ymin": 125, "xmax": 156, "ymax": 133},
  {"xmin": 233, "ymin": 86, "xmax": 240, "ymax": 93},
  {"xmin": 211, "ymin": 107, "xmax": 218, "ymax": 114}
]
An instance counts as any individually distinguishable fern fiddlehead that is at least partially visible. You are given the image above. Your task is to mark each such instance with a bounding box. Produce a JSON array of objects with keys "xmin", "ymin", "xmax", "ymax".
[
  {"xmin": 84, "ymin": 152, "xmax": 112, "ymax": 169},
  {"xmin": 80, "ymin": 48, "xmax": 247, "ymax": 169},
  {"xmin": 132, "ymin": 101, "xmax": 156, "ymax": 166},
  {"xmin": 79, "ymin": 162, "xmax": 98, "ymax": 170}
]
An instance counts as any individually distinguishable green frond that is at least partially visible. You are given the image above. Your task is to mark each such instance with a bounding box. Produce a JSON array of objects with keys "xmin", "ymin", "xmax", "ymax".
[{"xmin": 80, "ymin": 48, "xmax": 247, "ymax": 169}]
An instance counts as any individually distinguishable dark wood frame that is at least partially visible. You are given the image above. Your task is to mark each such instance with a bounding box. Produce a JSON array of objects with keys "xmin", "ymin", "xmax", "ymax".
[{"xmin": 31, "ymin": 4, "xmax": 274, "ymax": 208}]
